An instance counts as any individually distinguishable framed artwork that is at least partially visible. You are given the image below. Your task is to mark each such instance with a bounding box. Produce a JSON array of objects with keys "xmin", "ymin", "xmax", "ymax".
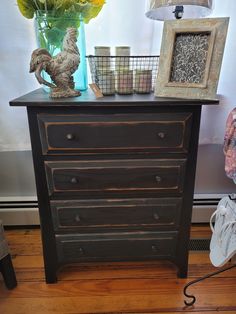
[{"xmin": 155, "ymin": 18, "xmax": 229, "ymax": 100}]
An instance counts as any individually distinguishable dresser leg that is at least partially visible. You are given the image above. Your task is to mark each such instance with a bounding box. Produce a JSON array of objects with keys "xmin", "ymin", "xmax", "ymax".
[
  {"xmin": 177, "ymin": 264, "xmax": 188, "ymax": 278},
  {"xmin": 45, "ymin": 266, "xmax": 57, "ymax": 284},
  {"xmin": 45, "ymin": 269, "xmax": 58, "ymax": 284}
]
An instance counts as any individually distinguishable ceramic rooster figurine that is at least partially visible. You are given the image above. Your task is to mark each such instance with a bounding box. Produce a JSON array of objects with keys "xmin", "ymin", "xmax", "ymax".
[{"xmin": 29, "ymin": 27, "xmax": 81, "ymax": 98}]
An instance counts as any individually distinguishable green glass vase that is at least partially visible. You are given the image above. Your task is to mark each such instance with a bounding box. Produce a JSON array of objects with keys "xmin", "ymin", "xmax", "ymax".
[{"xmin": 34, "ymin": 11, "xmax": 88, "ymax": 91}]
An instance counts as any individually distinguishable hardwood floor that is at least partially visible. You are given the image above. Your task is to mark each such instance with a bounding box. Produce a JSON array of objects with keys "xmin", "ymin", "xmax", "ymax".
[{"xmin": 0, "ymin": 225, "xmax": 236, "ymax": 314}]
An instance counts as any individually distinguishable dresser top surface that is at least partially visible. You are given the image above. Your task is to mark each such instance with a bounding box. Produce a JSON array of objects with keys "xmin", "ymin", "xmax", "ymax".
[{"xmin": 10, "ymin": 88, "xmax": 219, "ymax": 107}]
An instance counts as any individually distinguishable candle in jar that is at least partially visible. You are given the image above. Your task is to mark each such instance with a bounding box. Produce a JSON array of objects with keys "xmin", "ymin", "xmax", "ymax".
[
  {"xmin": 116, "ymin": 70, "xmax": 133, "ymax": 95},
  {"xmin": 135, "ymin": 70, "xmax": 152, "ymax": 94},
  {"xmin": 97, "ymin": 70, "xmax": 116, "ymax": 95},
  {"xmin": 115, "ymin": 46, "xmax": 130, "ymax": 71},
  {"xmin": 94, "ymin": 46, "xmax": 111, "ymax": 71}
]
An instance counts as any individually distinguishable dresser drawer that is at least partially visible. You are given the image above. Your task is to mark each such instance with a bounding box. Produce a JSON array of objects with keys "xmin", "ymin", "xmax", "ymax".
[
  {"xmin": 51, "ymin": 198, "xmax": 182, "ymax": 232},
  {"xmin": 38, "ymin": 113, "xmax": 192, "ymax": 155},
  {"xmin": 56, "ymin": 232, "xmax": 177, "ymax": 263},
  {"xmin": 45, "ymin": 159, "xmax": 186, "ymax": 197}
]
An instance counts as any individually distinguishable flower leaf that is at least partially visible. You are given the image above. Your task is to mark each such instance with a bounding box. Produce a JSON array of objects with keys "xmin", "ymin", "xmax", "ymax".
[{"xmin": 17, "ymin": 0, "xmax": 35, "ymax": 18}]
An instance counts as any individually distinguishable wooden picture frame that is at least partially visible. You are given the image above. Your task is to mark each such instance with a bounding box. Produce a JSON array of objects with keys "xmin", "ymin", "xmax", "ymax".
[{"xmin": 155, "ymin": 18, "xmax": 229, "ymax": 100}]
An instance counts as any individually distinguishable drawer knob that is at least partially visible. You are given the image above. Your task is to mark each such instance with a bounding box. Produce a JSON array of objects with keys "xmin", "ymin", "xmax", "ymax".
[
  {"xmin": 78, "ymin": 248, "xmax": 84, "ymax": 255},
  {"xmin": 153, "ymin": 213, "xmax": 160, "ymax": 221},
  {"xmin": 155, "ymin": 176, "xmax": 162, "ymax": 183},
  {"xmin": 71, "ymin": 177, "xmax": 78, "ymax": 184},
  {"xmin": 66, "ymin": 133, "xmax": 74, "ymax": 140},
  {"xmin": 75, "ymin": 214, "xmax": 81, "ymax": 223},
  {"xmin": 152, "ymin": 245, "xmax": 158, "ymax": 253},
  {"xmin": 157, "ymin": 132, "xmax": 165, "ymax": 139}
]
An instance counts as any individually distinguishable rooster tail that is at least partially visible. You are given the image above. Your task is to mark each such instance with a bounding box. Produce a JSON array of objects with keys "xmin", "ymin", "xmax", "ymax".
[{"xmin": 62, "ymin": 28, "xmax": 80, "ymax": 55}]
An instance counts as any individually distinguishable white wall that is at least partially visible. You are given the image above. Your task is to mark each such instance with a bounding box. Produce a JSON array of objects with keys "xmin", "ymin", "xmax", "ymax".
[
  {"xmin": 0, "ymin": 1, "xmax": 38, "ymax": 151},
  {"xmin": 200, "ymin": 1, "xmax": 236, "ymax": 144},
  {"xmin": 0, "ymin": 0, "xmax": 235, "ymax": 151},
  {"xmin": 85, "ymin": 0, "xmax": 155, "ymax": 55}
]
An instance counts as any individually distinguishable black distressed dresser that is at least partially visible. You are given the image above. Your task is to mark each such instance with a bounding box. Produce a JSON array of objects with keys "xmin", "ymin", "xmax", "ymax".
[{"xmin": 10, "ymin": 89, "xmax": 218, "ymax": 283}]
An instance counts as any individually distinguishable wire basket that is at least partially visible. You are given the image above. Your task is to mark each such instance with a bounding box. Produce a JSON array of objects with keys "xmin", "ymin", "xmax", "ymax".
[{"xmin": 87, "ymin": 55, "xmax": 159, "ymax": 96}]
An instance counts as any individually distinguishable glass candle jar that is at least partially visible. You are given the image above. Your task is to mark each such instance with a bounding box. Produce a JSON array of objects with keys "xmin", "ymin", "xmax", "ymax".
[
  {"xmin": 95, "ymin": 46, "xmax": 111, "ymax": 71},
  {"xmin": 116, "ymin": 69, "xmax": 133, "ymax": 95},
  {"xmin": 97, "ymin": 70, "xmax": 116, "ymax": 95},
  {"xmin": 135, "ymin": 70, "xmax": 152, "ymax": 94},
  {"xmin": 115, "ymin": 46, "xmax": 130, "ymax": 71}
]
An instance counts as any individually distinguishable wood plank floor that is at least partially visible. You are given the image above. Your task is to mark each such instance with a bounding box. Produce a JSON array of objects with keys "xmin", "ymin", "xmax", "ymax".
[{"xmin": 0, "ymin": 225, "xmax": 236, "ymax": 314}]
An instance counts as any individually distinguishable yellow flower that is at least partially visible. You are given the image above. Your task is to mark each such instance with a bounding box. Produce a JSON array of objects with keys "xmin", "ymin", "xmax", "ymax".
[
  {"xmin": 89, "ymin": 0, "xmax": 105, "ymax": 6},
  {"xmin": 17, "ymin": 0, "xmax": 105, "ymax": 20},
  {"xmin": 77, "ymin": 0, "xmax": 89, "ymax": 5}
]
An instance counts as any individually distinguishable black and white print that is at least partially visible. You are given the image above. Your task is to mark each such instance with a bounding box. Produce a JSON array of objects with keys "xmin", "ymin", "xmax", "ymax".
[{"xmin": 170, "ymin": 32, "xmax": 210, "ymax": 84}]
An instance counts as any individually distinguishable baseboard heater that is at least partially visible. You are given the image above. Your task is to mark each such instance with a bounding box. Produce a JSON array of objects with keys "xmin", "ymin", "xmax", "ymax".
[{"xmin": 0, "ymin": 197, "xmax": 39, "ymax": 226}]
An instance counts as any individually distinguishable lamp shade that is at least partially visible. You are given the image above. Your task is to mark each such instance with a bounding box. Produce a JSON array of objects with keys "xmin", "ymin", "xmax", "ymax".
[{"xmin": 145, "ymin": 0, "xmax": 213, "ymax": 20}]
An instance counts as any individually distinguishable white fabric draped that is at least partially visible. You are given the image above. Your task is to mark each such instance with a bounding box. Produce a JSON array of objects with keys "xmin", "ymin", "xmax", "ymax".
[{"xmin": 0, "ymin": 0, "xmax": 235, "ymax": 151}]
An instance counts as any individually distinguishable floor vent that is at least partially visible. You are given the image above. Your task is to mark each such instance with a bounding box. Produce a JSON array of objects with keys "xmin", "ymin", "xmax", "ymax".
[{"xmin": 189, "ymin": 238, "xmax": 210, "ymax": 251}]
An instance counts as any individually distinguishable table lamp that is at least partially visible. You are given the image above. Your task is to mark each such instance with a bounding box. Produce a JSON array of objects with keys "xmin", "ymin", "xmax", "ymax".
[{"xmin": 145, "ymin": 0, "xmax": 213, "ymax": 20}]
